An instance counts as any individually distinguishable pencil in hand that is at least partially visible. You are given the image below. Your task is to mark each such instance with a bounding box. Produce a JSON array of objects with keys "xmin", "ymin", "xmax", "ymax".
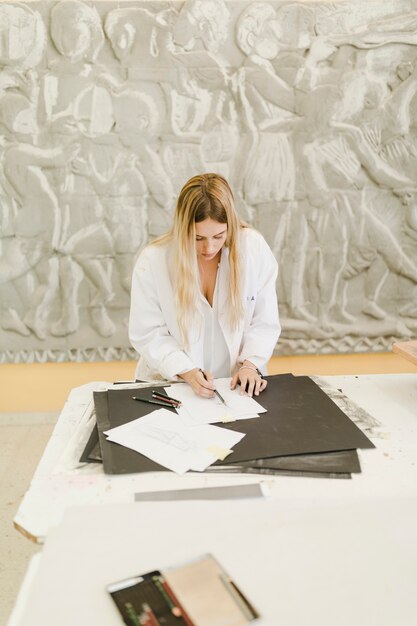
[{"xmin": 199, "ymin": 369, "xmax": 226, "ymax": 405}]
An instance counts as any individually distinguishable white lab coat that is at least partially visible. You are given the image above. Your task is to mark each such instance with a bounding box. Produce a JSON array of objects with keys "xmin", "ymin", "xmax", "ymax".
[{"xmin": 129, "ymin": 227, "xmax": 280, "ymax": 381}]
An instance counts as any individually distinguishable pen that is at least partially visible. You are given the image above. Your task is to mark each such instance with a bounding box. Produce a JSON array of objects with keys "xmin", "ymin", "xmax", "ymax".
[
  {"xmin": 151, "ymin": 392, "xmax": 181, "ymax": 407},
  {"xmin": 132, "ymin": 396, "xmax": 176, "ymax": 409},
  {"xmin": 199, "ymin": 369, "xmax": 226, "ymax": 405},
  {"xmin": 153, "ymin": 391, "xmax": 181, "ymax": 403}
]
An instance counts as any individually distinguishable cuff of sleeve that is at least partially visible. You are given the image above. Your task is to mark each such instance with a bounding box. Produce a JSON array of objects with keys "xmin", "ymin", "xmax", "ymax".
[
  {"xmin": 238, "ymin": 356, "xmax": 265, "ymax": 373},
  {"xmin": 160, "ymin": 351, "xmax": 196, "ymax": 380}
]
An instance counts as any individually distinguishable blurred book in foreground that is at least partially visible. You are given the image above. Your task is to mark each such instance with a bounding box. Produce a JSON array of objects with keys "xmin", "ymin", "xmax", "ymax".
[{"xmin": 107, "ymin": 553, "xmax": 259, "ymax": 626}]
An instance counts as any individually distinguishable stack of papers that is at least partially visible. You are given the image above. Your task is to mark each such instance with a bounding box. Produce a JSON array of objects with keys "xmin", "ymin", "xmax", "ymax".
[
  {"xmin": 90, "ymin": 373, "xmax": 375, "ymax": 479},
  {"xmin": 104, "ymin": 409, "xmax": 246, "ymax": 474},
  {"xmin": 168, "ymin": 378, "xmax": 267, "ymax": 425},
  {"xmin": 104, "ymin": 378, "xmax": 267, "ymax": 474}
]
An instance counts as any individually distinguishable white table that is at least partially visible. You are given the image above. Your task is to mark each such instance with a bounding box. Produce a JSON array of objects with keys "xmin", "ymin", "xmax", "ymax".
[
  {"xmin": 9, "ymin": 374, "xmax": 417, "ymax": 626},
  {"xmin": 8, "ymin": 497, "xmax": 417, "ymax": 626}
]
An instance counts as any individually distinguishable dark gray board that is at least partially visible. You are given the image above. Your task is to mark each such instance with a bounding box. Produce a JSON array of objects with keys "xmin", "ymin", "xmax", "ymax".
[
  {"xmin": 81, "ymin": 424, "xmax": 360, "ymax": 474},
  {"xmin": 93, "ymin": 374, "xmax": 373, "ymax": 475},
  {"xmin": 79, "ymin": 423, "xmax": 101, "ymax": 463},
  {"xmin": 235, "ymin": 449, "xmax": 360, "ymax": 473},
  {"xmin": 205, "ymin": 466, "xmax": 352, "ymax": 479},
  {"xmin": 94, "ymin": 387, "xmax": 169, "ymax": 474}
]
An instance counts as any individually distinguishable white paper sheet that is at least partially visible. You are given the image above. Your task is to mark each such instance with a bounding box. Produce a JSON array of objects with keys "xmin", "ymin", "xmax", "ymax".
[
  {"xmin": 104, "ymin": 409, "xmax": 245, "ymax": 474},
  {"xmin": 165, "ymin": 378, "xmax": 267, "ymax": 426}
]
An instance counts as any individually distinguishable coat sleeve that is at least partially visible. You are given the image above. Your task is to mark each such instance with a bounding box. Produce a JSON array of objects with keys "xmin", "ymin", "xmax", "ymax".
[
  {"xmin": 128, "ymin": 249, "xmax": 196, "ymax": 380},
  {"xmin": 238, "ymin": 233, "xmax": 281, "ymax": 373}
]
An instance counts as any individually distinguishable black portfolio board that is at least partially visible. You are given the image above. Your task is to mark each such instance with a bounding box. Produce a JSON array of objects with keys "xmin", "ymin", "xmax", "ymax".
[{"xmin": 92, "ymin": 374, "xmax": 373, "ymax": 475}]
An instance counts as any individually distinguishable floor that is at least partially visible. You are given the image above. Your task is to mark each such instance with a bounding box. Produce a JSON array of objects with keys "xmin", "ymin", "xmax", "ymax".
[{"xmin": 1, "ymin": 353, "xmax": 416, "ymax": 624}]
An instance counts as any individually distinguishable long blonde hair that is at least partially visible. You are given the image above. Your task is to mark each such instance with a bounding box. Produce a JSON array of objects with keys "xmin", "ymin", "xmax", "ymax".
[{"xmin": 153, "ymin": 173, "xmax": 245, "ymax": 346}]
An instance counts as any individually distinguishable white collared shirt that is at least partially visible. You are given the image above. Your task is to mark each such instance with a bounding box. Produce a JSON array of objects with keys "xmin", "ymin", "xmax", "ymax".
[
  {"xmin": 130, "ymin": 227, "xmax": 280, "ymax": 381},
  {"xmin": 201, "ymin": 264, "xmax": 230, "ymax": 378}
]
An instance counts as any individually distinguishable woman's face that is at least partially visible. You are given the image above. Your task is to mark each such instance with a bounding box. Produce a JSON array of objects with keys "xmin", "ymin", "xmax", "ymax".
[{"xmin": 195, "ymin": 218, "xmax": 227, "ymax": 261}]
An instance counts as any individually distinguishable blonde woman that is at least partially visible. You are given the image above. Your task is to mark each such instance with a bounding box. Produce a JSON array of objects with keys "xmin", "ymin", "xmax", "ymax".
[{"xmin": 129, "ymin": 173, "xmax": 280, "ymax": 397}]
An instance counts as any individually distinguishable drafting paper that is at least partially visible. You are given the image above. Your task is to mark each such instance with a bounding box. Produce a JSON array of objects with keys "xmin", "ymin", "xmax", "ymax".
[
  {"xmin": 168, "ymin": 378, "xmax": 265, "ymax": 425},
  {"xmin": 104, "ymin": 409, "xmax": 245, "ymax": 474}
]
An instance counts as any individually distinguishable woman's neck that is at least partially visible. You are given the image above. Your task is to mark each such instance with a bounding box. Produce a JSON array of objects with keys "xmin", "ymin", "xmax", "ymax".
[{"xmin": 198, "ymin": 251, "xmax": 221, "ymax": 306}]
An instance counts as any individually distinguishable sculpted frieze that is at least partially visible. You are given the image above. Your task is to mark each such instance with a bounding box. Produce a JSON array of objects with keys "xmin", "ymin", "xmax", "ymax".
[{"xmin": 1, "ymin": 0, "xmax": 416, "ymax": 361}]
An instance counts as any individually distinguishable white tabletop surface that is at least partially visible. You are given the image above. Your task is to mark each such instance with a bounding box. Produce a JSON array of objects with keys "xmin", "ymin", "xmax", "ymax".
[
  {"xmin": 13, "ymin": 374, "xmax": 417, "ymax": 542},
  {"xmin": 8, "ymin": 373, "xmax": 417, "ymax": 626},
  {"xmin": 8, "ymin": 496, "xmax": 417, "ymax": 626}
]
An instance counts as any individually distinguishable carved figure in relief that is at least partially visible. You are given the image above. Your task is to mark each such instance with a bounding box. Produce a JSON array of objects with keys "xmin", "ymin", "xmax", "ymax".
[
  {"xmin": 0, "ymin": 147, "xmax": 39, "ymax": 336},
  {"xmin": 103, "ymin": 5, "xmax": 199, "ymax": 191},
  {"xmin": 399, "ymin": 192, "xmax": 417, "ymax": 318},
  {"xmin": 0, "ymin": 91, "xmax": 81, "ymax": 339},
  {"xmin": 111, "ymin": 91, "xmax": 175, "ymax": 241},
  {"xmin": 234, "ymin": 2, "xmax": 299, "ymax": 191},
  {"xmin": 359, "ymin": 60, "xmax": 417, "ymax": 181},
  {"xmin": 41, "ymin": 0, "xmax": 119, "ymax": 338},
  {"xmin": 298, "ymin": 75, "xmax": 417, "ymax": 328},
  {"xmin": 350, "ymin": 62, "xmax": 417, "ymax": 321},
  {"xmin": 167, "ymin": 2, "xmax": 236, "ymax": 191},
  {"xmin": 104, "ymin": 6, "xmax": 178, "ymax": 72},
  {"xmin": 104, "ymin": 1, "xmax": 234, "ymax": 182},
  {"xmin": 173, "ymin": 0, "xmax": 230, "ymax": 55},
  {"xmin": 169, "ymin": 0, "xmax": 235, "ymax": 145},
  {"xmin": 0, "ymin": 4, "xmax": 48, "ymax": 336},
  {"xmin": 0, "ymin": 3, "xmax": 46, "ymax": 97},
  {"xmin": 304, "ymin": 9, "xmax": 417, "ymax": 90},
  {"xmin": 71, "ymin": 89, "xmax": 174, "ymax": 297},
  {"xmin": 316, "ymin": 9, "xmax": 417, "ymax": 50},
  {"xmin": 169, "ymin": 0, "xmax": 238, "ymax": 186},
  {"xmin": 362, "ymin": 59, "xmax": 417, "ymax": 321},
  {"xmin": 233, "ymin": 2, "xmax": 311, "ymax": 319}
]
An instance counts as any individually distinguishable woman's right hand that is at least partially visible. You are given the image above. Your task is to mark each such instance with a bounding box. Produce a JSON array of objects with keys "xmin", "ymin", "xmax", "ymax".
[{"xmin": 178, "ymin": 368, "xmax": 215, "ymax": 398}]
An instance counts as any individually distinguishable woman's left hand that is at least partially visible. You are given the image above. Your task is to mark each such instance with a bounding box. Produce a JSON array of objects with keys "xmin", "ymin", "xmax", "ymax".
[{"xmin": 230, "ymin": 361, "xmax": 267, "ymax": 397}]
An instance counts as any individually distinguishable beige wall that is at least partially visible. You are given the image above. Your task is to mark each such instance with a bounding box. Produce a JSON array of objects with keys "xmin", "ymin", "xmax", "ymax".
[{"xmin": 1, "ymin": 352, "xmax": 416, "ymax": 413}]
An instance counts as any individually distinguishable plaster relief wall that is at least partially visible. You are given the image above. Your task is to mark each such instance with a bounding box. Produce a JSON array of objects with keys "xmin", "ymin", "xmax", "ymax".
[{"xmin": 1, "ymin": 0, "xmax": 417, "ymax": 362}]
